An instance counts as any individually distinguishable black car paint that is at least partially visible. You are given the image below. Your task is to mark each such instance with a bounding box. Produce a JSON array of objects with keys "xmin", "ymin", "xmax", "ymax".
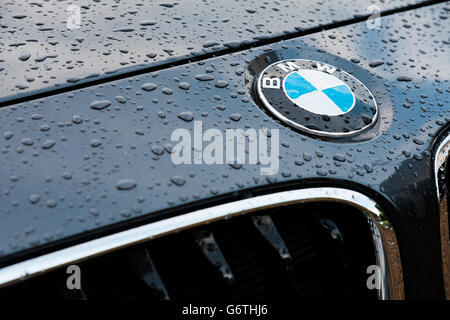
[
  {"xmin": 0, "ymin": 0, "xmax": 435, "ymax": 105},
  {"xmin": 0, "ymin": 1, "xmax": 449, "ymax": 299}
]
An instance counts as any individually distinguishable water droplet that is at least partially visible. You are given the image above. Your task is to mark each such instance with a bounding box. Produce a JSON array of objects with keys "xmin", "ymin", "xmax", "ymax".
[
  {"xmin": 151, "ymin": 145, "xmax": 164, "ymax": 155},
  {"xmin": 170, "ymin": 176, "xmax": 186, "ymax": 186},
  {"xmin": 229, "ymin": 113, "xmax": 241, "ymax": 122},
  {"xmin": 72, "ymin": 115, "xmax": 83, "ymax": 124},
  {"xmin": 162, "ymin": 87, "xmax": 173, "ymax": 95},
  {"xmin": 178, "ymin": 82, "xmax": 190, "ymax": 90},
  {"xmin": 178, "ymin": 111, "xmax": 194, "ymax": 122},
  {"xmin": 116, "ymin": 179, "xmax": 137, "ymax": 190},
  {"xmin": 29, "ymin": 194, "xmax": 40, "ymax": 204},
  {"xmin": 4, "ymin": 131, "xmax": 13, "ymax": 140},
  {"xmin": 215, "ymin": 80, "xmax": 229, "ymax": 88},
  {"xmin": 90, "ymin": 139, "xmax": 102, "ymax": 148},
  {"xmin": 195, "ymin": 74, "xmax": 214, "ymax": 81},
  {"xmin": 303, "ymin": 153, "xmax": 312, "ymax": 162},
  {"xmin": 62, "ymin": 172, "xmax": 72, "ymax": 180},
  {"xmin": 369, "ymin": 60, "xmax": 384, "ymax": 68},
  {"xmin": 333, "ymin": 154, "xmax": 346, "ymax": 162},
  {"xmin": 41, "ymin": 139, "xmax": 55, "ymax": 150},
  {"xmin": 115, "ymin": 95, "xmax": 126, "ymax": 103},
  {"xmin": 397, "ymin": 76, "xmax": 412, "ymax": 82},
  {"xmin": 139, "ymin": 20, "xmax": 157, "ymax": 26},
  {"xmin": 46, "ymin": 200, "xmax": 57, "ymax": 208},
  {"xmin": 141, "ymin": 82, "xmax": 157, "ymax": 91},
  {"xmin": 90, "ymin": 100, "xmax": 111, "ymax": 110},
  {"xmin": 18, "ymin": 51, "xmax": 31, "ymax": 61},
  {"xmin": 21, "ymin": 138, "xmax": 33, "ymax": 146},
  {"xmin": 31, "ymin": 114, "xmax": 42, "ymax": 120}
]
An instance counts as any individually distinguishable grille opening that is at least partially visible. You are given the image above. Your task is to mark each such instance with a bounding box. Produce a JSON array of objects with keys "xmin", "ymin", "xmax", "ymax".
[{"xmin": 0, "ymin": 202, "xmax": 378, "ymax": 300}]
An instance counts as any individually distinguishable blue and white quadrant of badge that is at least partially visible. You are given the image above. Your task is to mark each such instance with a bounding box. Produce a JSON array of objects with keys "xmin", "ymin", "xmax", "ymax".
[{"xmin": 283, "ymin": 70, "xmax": 355, "ymax": 116}]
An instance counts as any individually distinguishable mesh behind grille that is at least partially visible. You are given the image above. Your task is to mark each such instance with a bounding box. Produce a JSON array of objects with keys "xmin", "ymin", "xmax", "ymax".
[{"xmin": 0, "ymin": 202, "xmax": 378, "ymax": 300}]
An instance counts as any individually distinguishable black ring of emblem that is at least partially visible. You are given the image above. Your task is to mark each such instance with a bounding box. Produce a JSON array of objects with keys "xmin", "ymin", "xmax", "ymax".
[{"xmin": 256, "ymin": 59, "xmax": 378, "ymax": 137}]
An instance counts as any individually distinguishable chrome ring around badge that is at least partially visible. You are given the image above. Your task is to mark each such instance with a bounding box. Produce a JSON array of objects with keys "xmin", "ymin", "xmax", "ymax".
[{"xmin": 256, "ymin": 59, "xmax": 378, "ymax": 137}]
